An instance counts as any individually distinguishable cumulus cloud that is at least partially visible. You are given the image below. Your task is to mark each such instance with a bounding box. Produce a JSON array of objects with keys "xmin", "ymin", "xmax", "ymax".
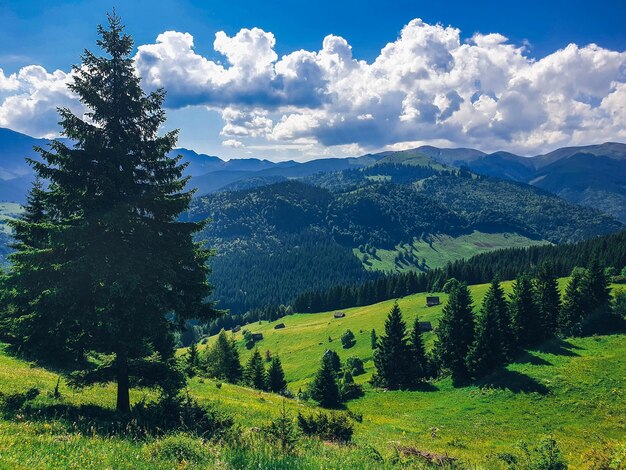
[
  {"xmin": 0, "ymin": 65, "xmax": 79, "ymax": 137},
  {"xmin": 2, "ymin": 18, "xmax": 625, "ymax": 154}
]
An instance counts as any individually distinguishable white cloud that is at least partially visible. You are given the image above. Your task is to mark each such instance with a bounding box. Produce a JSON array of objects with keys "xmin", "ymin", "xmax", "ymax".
[
  {"xmin": 222, "ymin": 138, "xmax": 244, "ymax": 148},
  {"xmin": 2, "ymin": 18, "xmax": 625, "ymax": 154}
]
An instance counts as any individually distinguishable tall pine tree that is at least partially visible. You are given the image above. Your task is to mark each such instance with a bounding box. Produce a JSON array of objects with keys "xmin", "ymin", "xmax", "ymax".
[
  {"xmin": 534, "ymin": 262, "xmax": 561, "ymax": 340},
  {"xmin": 409, "ymin": 316, "xmax": 428, "ymax": 383},
  {"xmin": 371, "ymin": 302, "xmax": 411, "ymax": 389},
  {"xmin": 205, "ymin": 330, "xmax": 242, "ymax": 383},
  {"xmin": 509, "ymin": 275, "xmax": 541, "ymax": 348},
  {"xmin": 2, "ymin": 14, "xmax": 217, "ymax": 412},
  {"xmin": 558, "ymin": 268, "xmax": 586, "ymax": 337},
  {"xmin": 466, "ymin": 279, "xmax": 509, "ymax": 378},
  {"xmin": 267, "ymin": 356, "xmax": 287, "ymax": 393},
  {"xmin": 434, "ymin": 283, "xmax": 475, "ymax": 385},
  {"xmin": 244, "ymin": 348, "xmax": 267, "ymax": 390},
  {"xmin": 309, "ymin": 353, "xmax": 342, "ymax": 408}
]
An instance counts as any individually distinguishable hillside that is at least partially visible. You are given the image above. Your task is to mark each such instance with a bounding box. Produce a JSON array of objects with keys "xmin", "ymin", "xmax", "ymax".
[
  {"xmin": 2, "ymin": 280, "xmax": 625, "ymax": 468},
  {"xmin": 187, "ymin": 165, "xmax": 621, "ymax": 313},
  {"xmin": 192, "ymin": 280, "xmax": 626, "ymax": 467}
]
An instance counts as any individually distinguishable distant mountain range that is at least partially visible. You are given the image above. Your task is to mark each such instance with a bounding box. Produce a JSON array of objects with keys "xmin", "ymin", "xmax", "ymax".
[
  {"xmin": 1, "ymin": 127, "xmax": 625, "ymax": 223},
  {"xmin": 1, "ymin": 127, "xmax": 624, "ymax": 312}
]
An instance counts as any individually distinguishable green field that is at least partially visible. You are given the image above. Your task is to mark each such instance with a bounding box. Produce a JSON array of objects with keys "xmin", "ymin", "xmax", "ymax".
[
  {"xmin": 1, "ymin": 280, "xmax": 625, "ymax": 468},
  {"xmin": 353, "ymin": 231, "xmax": 549, "ymax": 272}
]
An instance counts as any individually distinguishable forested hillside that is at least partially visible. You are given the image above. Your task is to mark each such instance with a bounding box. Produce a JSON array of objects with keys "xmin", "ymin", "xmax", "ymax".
[{"xmin": 187, "ymin": 161, "xmax": 622, "ymax": 313}]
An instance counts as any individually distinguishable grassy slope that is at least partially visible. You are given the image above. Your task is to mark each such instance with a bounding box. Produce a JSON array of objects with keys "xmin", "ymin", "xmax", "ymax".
[
  {"xmin": 192, "ymin": 280, "xmax": 626, "ymax": 467},
  {"xmin": 353, "ymin": 231, "xmax": 549, "ymax": 272},
  {"xmin": 1, "ymin": 280, "xmax": 624, "ymax": 468}
]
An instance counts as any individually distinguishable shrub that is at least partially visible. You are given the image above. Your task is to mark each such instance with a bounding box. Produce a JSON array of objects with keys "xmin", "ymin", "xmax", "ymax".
[
  {"xmin": 297, "ymin": 411, "xmax": 354, "ymax": 443},
  {"xmin": 133, "ymin": 393, "xmax": 234, "ymax": 438},
  {"xmin": 339, "ymin": 370, "xmax": 364, "ymax": 401},
  {"xmin": 147, "ymin": 433, "xmax": 211, "ymax": 465},
  {"xmin": 263, "ymin": 400, "xmax": 299, "ymax": 454},
  {"xmin": 497, "ymin": 437, "xmax": 567, "ymax": 470},
  {"xmin": 341, "ymin": 329, "xmax": 356, "ymax": 349},
  {"xmin": 583, "ymin": 440, "xmax": 626, "ymax": 470},
  {"xmin": 345, "ymin": 356, "xmax": 365, "ymax": 376}
]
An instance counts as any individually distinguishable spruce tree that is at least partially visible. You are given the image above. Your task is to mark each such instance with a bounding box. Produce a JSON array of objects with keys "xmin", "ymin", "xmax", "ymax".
[
  {"xmin": 186, "ymin": 341, "xmax": 200, "ymax": 377},
  {"xmin": 205, "ymin": 330, "xmax": 242, "ymax": 383},
  {"xmin": 370, "ymin": 329, "xmax": 378, "ymax": 349},
  {"xmin": 371, "ymin": 302, "xmax": 410, "ymax": 389},
  {"xmin": 558, "ymin": 269, "xmax": 586, "ymax": 337},
  {"xmin": 509, "ymin": 275, "xmax": 540, "ymax": 348},
  {"xmin": 322, "ymin": 349, "xmax": 342, "ymax": 373},
  {"xmin": 466, "ymin": 279, "xmax": 509, "ymax": 378},
  {"xmin": 309, "ymin": 353, "xmax": 342, "ymax": 408},
  {"xmin": 409, "ymin": 316, "xmax": 428, "ymax": 383},
  {"xmin": 341, "ymin": 329, "xmax": 356, "ymax": 349},
  {"xmin": 267, "ymin": 356, "xmax": 287, "ymax": 393},
  {"xmin": 534, "ymin": 262, "xmax": 561, "ymax": 340},
  {"xmin": 583, "ymin": 261, "xmax": 611, "ymax": 311},
  {"xmin": 244, "ymin": 348, "xmax": 267, "ymax": 390},
  {"xmin": 434, "ymin": 283, "xmax": 475, "ymax": 385},
  {"xmin": 2, "ymin": 14, "xmax": 217, "ymax": 412}
]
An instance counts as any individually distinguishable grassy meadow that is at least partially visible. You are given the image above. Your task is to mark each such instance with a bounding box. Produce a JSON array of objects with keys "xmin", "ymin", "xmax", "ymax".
[{"xmin": 1, "ymin": 279, "xmax": 624, "ymax": 468}]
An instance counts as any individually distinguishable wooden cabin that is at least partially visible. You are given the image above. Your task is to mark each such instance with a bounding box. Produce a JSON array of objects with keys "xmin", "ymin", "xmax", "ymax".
[
  {"xmin": 251, "ymin": 333, "xmax": 264, "ymax": 342},
  {"xmin": 232, "ymin": 325, "xmax": 241, "ymax": 333},
  {"xmin": 426, "ymin": 296, "xmax": 440, "ymax": 307},
  {"xmin": 274, "ymin": 323, "xmax": 286, "ymax": 330},
  {"xmin": 333, "ymin": 311, "xmax": 346, "ymax": 318}
]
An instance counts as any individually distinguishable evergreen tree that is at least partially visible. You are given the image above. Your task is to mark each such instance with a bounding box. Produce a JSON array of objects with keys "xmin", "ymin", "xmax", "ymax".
[
  {"xmin": 371, "ymin": 303, "xmax": 411, "ymax": 389},
  {"xmin": 339, "ymin": 369, "xmax": 364, "ymax": 400},
  {"xmin": 185, "ymin": 341, "xmax": 200, "ymax": 377},
  {"xmin": 244, "ymin": 348, "xmax": 267, "ymax": 390},
  {"xmin": 409, "ymin": 317, "xmax": 428, "ymax": 383},
  {"xmin": 534, "ymin": 262, "xmax": 561, "ymax": 340},
  {"xmin": 341, "ymin": 329, "xmax": 356, "ymax": 349},
  {"xmin": 466, "ymin": 279, "xmax": 509, "ymax": 378},
  {"xmin": 558, "ymin": 269, "xmax": 586, "ymax": 337},
  {"xmin": 509, "ymin": 275, "xmax": 541, "ymax": 348},
  {"xmin": 309, "ymin": 353, "xmax": 342, "ymax": 408},
  {"xmin": 370, "ymin": 329, "xmax": 378, "ymax": 349},
  {"xmin": 205, "ymin": 331, "xmax": 242, "ymax": 383},
  {"xmin": 2, "ymin": 14, "xmax": 217, "ymax": 412},
  {"xmin": 434, "ymin": 283, "xmax": 475, "ymax": 385},
  {"xmin": 267, "ymin": 356, "xmax": 287, "ymax": 393},
  {"xmin": 583, "ymin": 260, "xmax": 611, "ymax": 311},
  {"xmin": 322, "ymin": 349, "xmax": 342, "ymax": 374}
]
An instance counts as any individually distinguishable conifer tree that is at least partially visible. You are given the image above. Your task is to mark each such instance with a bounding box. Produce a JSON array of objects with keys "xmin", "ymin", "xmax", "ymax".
[
  {"xmin": 370, "ymin": 329, "xmax": 378, "ymax": 349},
  {"xmin": 186, "ymin": 341, "xmax": 200, "ymax": 377},
  {"xmin": 371, "ymin": 303, "xmax": 410, "ymax": 389},
  {"xmin": 205, "ymin": 331, "xmax": 242, "ymax": 383},
  {"xmin": 509, "ymin": 275, "xmax": 540, "ymax": 348},
  {"xmin": 341, "ymin": 329, "xmax": 356, "ymax": 349},
  {"xmin": 244, "ymin": 348, "xmax": 267, "ymax": 390},
  {"xmin": 409, "ymin": 317, "xmax": 428, "ymax": 383},
  {"xmin": 323, "ymin": 349, "xmax": 342, "ymax": 374},
  {"xmin": 267, "ymin": 356, "xmax": 287, "ymax": 393},
  {"xmin": 466, "ymin": 279, "xmax": 509, "ymax": 378},
  {"xmin": 583, "ymin": 260, "xmax": 611, "ymax": 311},
  {"xmin": 309, "ymin": 353, "xmax": 342, "ymax": 408},
  {"xmin": 2, "ymin": 14, "xmax": 217, "ymax": 412},
  {"xmin": 558, "ymin": 269, "xmax": 586, "ymax": 337},
  {"xmin": 434, "ymin": 283, "xmax": 475, "ymax": 385},
  {"xmin": 534, "ymin": 262, "xmax": 561, "ymax": 340}
]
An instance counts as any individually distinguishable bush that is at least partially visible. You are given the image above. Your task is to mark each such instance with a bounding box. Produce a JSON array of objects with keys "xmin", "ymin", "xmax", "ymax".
[
  {"xmin": 297, "ymin": 411, "xmax": 354, "ymax": 443},
  {"xmin": 497, "ymin": 437, "xmax": 567, "ymax": 470},
  {"xmin": 341, "ymin": 329, "xmax": 356, "ymax": 349},
  {"xmin": 262, "ymin": 400, "xmax": 299, "ymax": 454},
  {"xmin": 345, "ymin": 356, "xmax": 365, "ymax": 375},
  {"xmin": 133, "ymin": 393, "xmax": 234, "ymax": 438},
  {"xmin": 147, "ymin": 433, "xmax": 211, "ymax": 465}
]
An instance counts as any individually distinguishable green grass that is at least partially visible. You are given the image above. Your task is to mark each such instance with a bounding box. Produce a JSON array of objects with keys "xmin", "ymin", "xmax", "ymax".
[
  {"xmin": 1, "ymin": 280, "xmax": 624, "ymax": 468},
  {"xmin": 354, "ymin": 231, "xmax": 549, "ymax": 272}
]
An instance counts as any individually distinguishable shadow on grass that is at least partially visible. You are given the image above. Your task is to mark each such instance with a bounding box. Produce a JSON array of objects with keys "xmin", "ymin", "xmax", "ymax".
[
  {"xmin": 478, "ymin": 369, "xmax": 550, "ymax": 395},
  {"xmin": 511, "ymin": 352, "xmax": 552, "ymax": 366},
  {"xmin": 533, "ymin": 338, "xmax": 582, "ymax": 357}
]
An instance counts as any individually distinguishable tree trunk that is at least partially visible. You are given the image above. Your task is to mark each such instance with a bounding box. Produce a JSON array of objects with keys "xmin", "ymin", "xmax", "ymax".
[{"xmin": 116, "ymin": 348, "xmax": 130, "ymax": 413}]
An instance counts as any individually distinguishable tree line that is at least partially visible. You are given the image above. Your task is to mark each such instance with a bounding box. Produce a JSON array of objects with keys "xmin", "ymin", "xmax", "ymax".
[{"xmin": 294, "ymin": 229, "xmax": 626, "ymax": 314}]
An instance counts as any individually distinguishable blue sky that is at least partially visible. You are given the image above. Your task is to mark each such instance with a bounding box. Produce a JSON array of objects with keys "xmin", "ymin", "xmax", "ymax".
[{"xmin": 1, "ymin": 0, "xmax": 625, "ymax": 159}]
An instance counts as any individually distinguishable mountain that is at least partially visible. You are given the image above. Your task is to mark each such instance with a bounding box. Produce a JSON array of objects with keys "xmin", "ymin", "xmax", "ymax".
[
  {"xmin": 186, "ymin": 158, "xmax": 622, "ymax": 313},
  {"xmin": 426, "ymin": 142, "xmax": 626, "ymax": 223}
]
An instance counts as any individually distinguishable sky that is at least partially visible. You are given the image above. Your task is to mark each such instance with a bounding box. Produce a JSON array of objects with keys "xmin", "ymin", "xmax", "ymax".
[{"xmin": 1, "ymin": 0, "xmax": 625, "ymax": 160}]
